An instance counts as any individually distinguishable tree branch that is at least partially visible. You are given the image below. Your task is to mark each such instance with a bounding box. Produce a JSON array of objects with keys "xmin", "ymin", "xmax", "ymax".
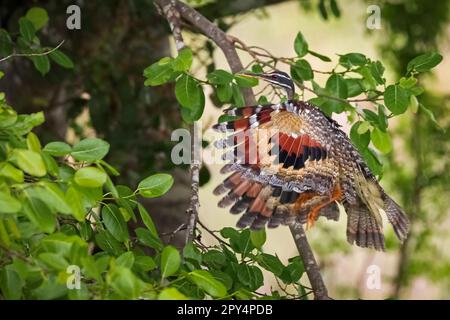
[
  {"xmin": 174, "ymin": 0, "xmax": 256, "ymax": 105},
  {"xmin": 155, "ymin": 0, "xmax": 199, "ymax": 244},
  {"xmin": 155, "ymin": 0, "xmax": 329, "ymax": 300},
  {"xmin": 290, "ymin": 223, "xmax": 330, "ymax": 300}
]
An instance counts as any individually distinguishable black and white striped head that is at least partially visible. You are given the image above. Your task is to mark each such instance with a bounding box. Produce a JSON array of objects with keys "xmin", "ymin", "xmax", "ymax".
[{"xmin": 240, "ymin": 70, "xmax": 295, "ymax": 100}]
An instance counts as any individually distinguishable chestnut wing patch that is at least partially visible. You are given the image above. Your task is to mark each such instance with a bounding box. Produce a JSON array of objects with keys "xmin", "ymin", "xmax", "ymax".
[{"xmin": 270, "ymin": 132, "xmax": 327, "ymax": 170}]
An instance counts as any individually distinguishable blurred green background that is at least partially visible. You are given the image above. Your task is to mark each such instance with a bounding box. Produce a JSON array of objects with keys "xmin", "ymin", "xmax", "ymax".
[{"xmin": 1, "ymin": 0, "xmax": 449, "ymax": 299}]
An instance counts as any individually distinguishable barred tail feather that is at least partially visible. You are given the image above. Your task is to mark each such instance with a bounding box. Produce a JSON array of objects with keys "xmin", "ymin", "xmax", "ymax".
[
  {"xmin": 346, "ymin": 202, "xmax": 385, "ymax": 251},
  {"xmin": 384, "ymin": 196, "xmax": 409, "ymax": 242}
]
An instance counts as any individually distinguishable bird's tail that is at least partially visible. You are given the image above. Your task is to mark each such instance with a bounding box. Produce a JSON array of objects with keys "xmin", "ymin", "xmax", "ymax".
[
  {"xmin": 346, "ymin": 173, "xmax": 409, "ymax": 251},
  {"xmin": 382, "ymin": 194, "xmax": 410, "ymax": 242}
]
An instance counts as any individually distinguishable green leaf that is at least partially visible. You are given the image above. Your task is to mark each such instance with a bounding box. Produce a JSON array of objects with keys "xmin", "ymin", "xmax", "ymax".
[
  {"xmin": 357, "ymin": 66, "xmax": 377, "ymax": 90},
  {"xmin": 370, "ymin": 61, "xmax": 385, "ymax": 84},
  {"xmin": 137, "ymin": 203, "xmax": 158, "ymax": 236},
  {"xmin": 231, "ymin": 83, "xmax": 245, "ymax": 107},
  {"xmin": 10, "ymin": 149, "xmax": 46, "ymax": 177},
  {"xmin": 143, "ymin": 58, "xmax": 178, "ymax": 86},
  {"xmin": 407, "ymin": 52, "xmax": 443, "ymax": 73},
  {"xmin": 419, "ymin": 104, "xmax": 439, "ymax": 126},
  {"xmin": 43, "ymin": 141, "xmax": 72, "ymax": 156},
  {"xmin": 399, "ymin": 76, "xmax": 417, "ymax": 89},
  {"xmin": 361, "ymin": 148, "xmax": 383, "ymax": 177},
  {"xmin": 294, "ymin": 31, "xmax": 308, "ymax": 57},
  {"xmin": 116, "ymin": 252, "xmax": 135, "ymax": 269},
  {"xmin": 0, "ymin": 29, "xmax": 13, "ymax": 57},
  {"xmin": 134, "ymin": 255, "xmax": 156, "ymax": 272},
  {"xmin": 0, "ymin": 107, "xmax": 17, "ymax": 128},
  {"xmin": 238, "ymin": 229, "xmax": 255, "ymax": 257},
  {"xmin": 357, "ymin": 121, "xmax": 371, "ymax": 134},
  {"xmin": 207, "ymin": 69, "xmax": 234, "ymax": 84},
  {"xmin": 31, "ymin": 182, "xmax": 72, "ymax": 214},
  {"xmin": 71, "ymin": 138, "xmax": 110, "ymax": 161},
  {"xmin": 250, "ymin": 229, "xmax": 266, "ymax": 249},
  {"xmin": 350, "ymin": 121, "xmax": 371, "ymax": 151},
  {"xmin": 18, "ymin": 17, "xmax": 35, "ymax": 42},
  {"xmin": 158, "ymin": 287, "xmax": 188, "ymax": 300},
  {"xmin": 203, "ymin": 250, "xmax": 227, "ymax": 269},
  {"xmin": 339, "ymin": 53, "xmax": 367, "ymax": 69},
  {"xmin": 234, "ymin": 74, "xmax": 258, "ymax": 88},
  {"xmin": 180, "ymin": 95, "xmax": 205, "ymax": 123},
  {"xmin": 345, "ymin": 78, "xmax": 364, "ymax": 97},
  {"xmin": 74, "ymin": 167, "xmax": 107, "ymax": 188},
  {"xmin": 102, "ymin": 204, "xmax": 129, "ymax": 242},
  {"xmin": 317, "ymin": 98, "xmax": 349, "ymax": 115},
  {"xmin": 104, "ymin": 175, "xmax": 119, "ymax": 199},
  {"xmin": 216, "ymin": 84, "xmax": 233, "ymax": 102},
  {"xmin": 32, "ymin": 275, "xmax": 67, "ymax": 300},
  {"xmin": 308, "ymin": 50, "xmax": 331, "ymax": 62},
  {"xmin": 161, "ymin": 245, "xmax": 181, "ymax": 278},
  {"xmin": 183, "ymin": 242, "xmax": 203, "ymax": 268},
  {"xmin": 377, "ymin": 105, "xmax": 388, "ymax": 131},
  {"xmin": 22, "ymin": 197, "xmax": 55, "ymax": 233},
  {"xmin": 172, "ymin": 48, "xmax": 193, "ymax": 72},
  {"xmin": 175, "ymin": 74, "xmax": 203, "ymax": 110},
  {"xmin": 330, "ymin": 0, "xmax": 341, "ymax": 17},
  {"xmin": 0, "ymin": 162, "xmax": 24, "ymax": 183},
  {"xmin": 31, "ymin": 55, "xmax": 50, "ymax": 76},
  {"xmin": 326, "ymin": 74, "xmax": 348, "ymax": 99},
  {"xmin": 0, "ymin": 191, "xmax": 21, "ymax": 214},
  {"xmin": 138, "ymin": 173, "xmax": 174, "ymax": 198},
  {"xmin": 26, "ymin": 7, "xmax": 49, "ymax": 30},
  {"xmin": 135, "ymin": 228, "xmax": 163, "ymax": 251},
  {"xmin": 49, "ymin": 49, "xmax": 74, "ymax": 69},
  {"xmin": 0, "ymin": 267, "xmax": 23, "ymax": 300},
  {"xmin": 38, "ymin": 252, "xmax": 69, "ymax": 270},
  {"xmin": 257, "ymin": 253, "xmax": 285, "ymax": 276},
  {"xmin": 26, "ymin": 132, "xmax": 41, "ymax": 152},
  {"xmin": 45, "ymin": 156, "xmax": 61, "ymax": 177},
  {"xmin": 66, "ymin": 187, "xmax": 86, "ymax": 221},
  {"xmin": 291, "ymin": 59, "xmax": 313, "ymax": 82},
  {"xmin": 237, "ymin": 264, "xmax": 264, "ymax": 291},
  {"xmin": 371, "ymin": 127, "xmax": 392, "ymax": 154},
  {"xmin": 220, "ymin": 227, "xmax": 241, "ymax": 252},
  {"xmin": 188, "ymin": 270, "xmax": 227, "ymax": 298},
  {"xmin": 280, "ymin": 256, "xmax": 304, "ymax": 284},
  {"xmin": 210, "ymin": 270, "xmax": 233, "ymax": 291},
  {"xmin": 98, "ymin": 160, "xmax": 120, "ymax": 176},
  {"xmin": 109, "ymin": 266, "xmax": 144, "ymax": 299},
  {"xmin": 95, "ymin": 230, "xmax": 124, "ymax": 256},
  {"xmin": 384, "ymin": 85, "xmax": 409, "ymax": 115},
  {"xmin": 251, "ymin": 64, "xmax": 263, "ymax": 73}
]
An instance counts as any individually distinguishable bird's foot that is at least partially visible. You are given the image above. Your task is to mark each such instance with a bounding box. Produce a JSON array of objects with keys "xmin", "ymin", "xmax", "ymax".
[{"xmin": 306, "ymin": 211, "xmax": 317, "ymax": 230}]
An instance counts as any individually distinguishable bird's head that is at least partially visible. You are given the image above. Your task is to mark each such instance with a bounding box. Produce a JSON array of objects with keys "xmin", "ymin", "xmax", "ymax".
[{"xmin": 239, "ymin": 70, "xmax": 295, "ymax": 100}]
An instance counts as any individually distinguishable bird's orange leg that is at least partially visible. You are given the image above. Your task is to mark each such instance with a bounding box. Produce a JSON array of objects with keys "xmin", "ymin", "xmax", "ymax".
[{"xmin": 306, "ymin": 185, "xmax": 343, "ymax": 230}]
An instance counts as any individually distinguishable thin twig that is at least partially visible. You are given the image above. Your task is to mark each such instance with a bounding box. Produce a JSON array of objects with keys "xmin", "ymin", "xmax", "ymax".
[
  {"xmin": 197, "ymin": 219, "xmax": 232, "ymax": 248},
  {"xmin": 0, "ymin": 40, "xmax": 65, "ymax": 63}
]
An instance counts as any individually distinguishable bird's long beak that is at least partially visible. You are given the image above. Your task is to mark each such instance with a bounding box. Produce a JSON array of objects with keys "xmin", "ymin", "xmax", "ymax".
[{"xmin": 238, "ymin": 71, "xmax": 268, "ymax": 81}]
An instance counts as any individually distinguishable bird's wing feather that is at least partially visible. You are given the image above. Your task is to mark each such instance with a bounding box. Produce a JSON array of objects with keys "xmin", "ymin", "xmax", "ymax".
[{"xmin": 213, "ymin": 102, "xmax": 339, "ymax": 230}]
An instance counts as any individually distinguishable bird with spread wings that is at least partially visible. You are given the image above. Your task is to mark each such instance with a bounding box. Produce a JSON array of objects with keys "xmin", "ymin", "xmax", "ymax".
[{"xmin": 212, "ymin": 70, "xmax": 409, "ymax": 251}]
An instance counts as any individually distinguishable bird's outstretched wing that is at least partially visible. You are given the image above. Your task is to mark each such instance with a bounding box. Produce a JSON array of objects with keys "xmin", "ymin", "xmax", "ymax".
[
  {"xmin": 212, "ymin": 101, "xmax": 409, "ymax": 251},
  {"xmin": 213, "ymin": 102, "xmax": 341, "ymax": 229}
]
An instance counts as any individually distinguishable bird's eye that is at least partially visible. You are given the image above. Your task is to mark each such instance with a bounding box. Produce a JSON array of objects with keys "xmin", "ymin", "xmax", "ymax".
[{"xmin": 271, "ymin": 75, "xmax": 278, "ymax": 79}]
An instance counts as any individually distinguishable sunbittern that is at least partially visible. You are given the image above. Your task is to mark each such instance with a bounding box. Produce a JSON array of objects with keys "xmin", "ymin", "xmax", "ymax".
[{"xmin": 212, "ymin": 70, "xmax": 409, "ymax": 251}]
